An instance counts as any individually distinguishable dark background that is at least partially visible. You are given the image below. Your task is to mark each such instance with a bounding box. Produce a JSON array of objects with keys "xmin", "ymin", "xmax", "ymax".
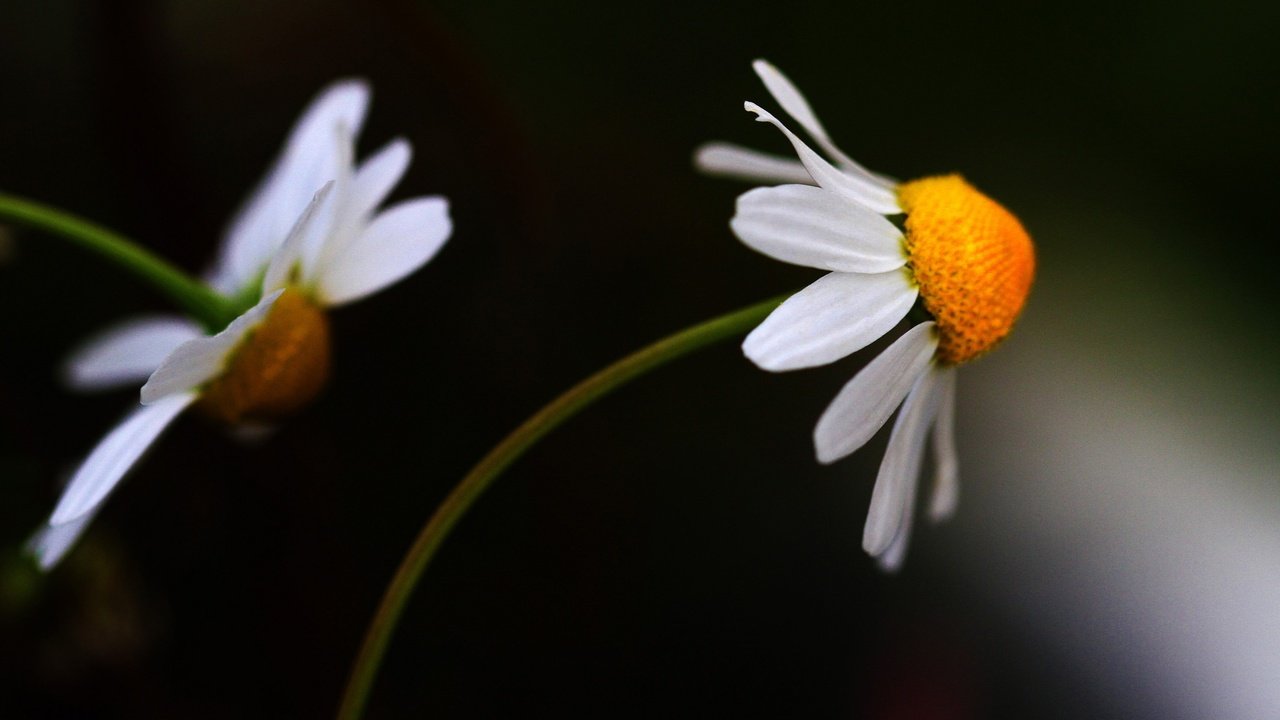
[{"xmin": 2, "ymin": 1, "xmax": 1278, "ymax": 718}]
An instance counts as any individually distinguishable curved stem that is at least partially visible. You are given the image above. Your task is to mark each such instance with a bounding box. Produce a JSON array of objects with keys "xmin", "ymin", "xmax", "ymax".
[
  {"xmin": 337, "ymin": 294, "xmax": 787, "ymax": 720},
  {"xmin": 0, "ymin": 191, "xmax": 237, "ymax": 329}
]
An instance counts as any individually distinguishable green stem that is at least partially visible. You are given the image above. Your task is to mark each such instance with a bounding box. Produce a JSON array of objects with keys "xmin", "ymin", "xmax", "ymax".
[
  {"xmin": 0, "ymin": 191, "xmax": 237, "ymax": 329},
  {"xmin": 336, "ymin": 294, "xmax": 788, "ymax": 720}
]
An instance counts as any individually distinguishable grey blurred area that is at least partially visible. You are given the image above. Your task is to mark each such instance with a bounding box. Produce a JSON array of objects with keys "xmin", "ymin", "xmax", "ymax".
[
  {"xmin": 1, "ymin": 0, "xmax": 1277, "ymax": 717},
  {"xmin": 957, "ymin": 158, "xmax": 1280, "ymax": 719}
]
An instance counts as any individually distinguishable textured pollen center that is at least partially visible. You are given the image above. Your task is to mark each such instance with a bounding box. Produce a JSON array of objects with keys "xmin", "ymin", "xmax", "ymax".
[
  {"xmin": 199, "ymin": 289, "xmax": 331, "ymax": 424},
  {"xmin": 897, "ymin": 175, "xmax": 1035, "ymax": 365}
]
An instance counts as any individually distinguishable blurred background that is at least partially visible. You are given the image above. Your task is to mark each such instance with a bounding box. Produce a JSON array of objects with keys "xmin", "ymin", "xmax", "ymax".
[{"xmin": 2, "ymin": 0, "xmax": 1278, "ymax": 717}]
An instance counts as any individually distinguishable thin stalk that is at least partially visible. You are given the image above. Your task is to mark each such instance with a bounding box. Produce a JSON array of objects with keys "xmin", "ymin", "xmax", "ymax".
[
  {"xmin": 0, "ymin": 191, "xmax": 237, "ymax": 329},
  {"xmin": 337, "ymin": 294, "xmax": 787, "ymax": 720}
]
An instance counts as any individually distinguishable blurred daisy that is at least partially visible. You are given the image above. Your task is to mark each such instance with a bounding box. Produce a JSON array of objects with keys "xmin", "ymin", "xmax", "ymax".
[
  {"xmin": 29, "ymin": 80, "xmax": 452, "ymax": 569},
  {"xmin": 697, "ymin": 60, "xmax": 1034, "ymax": 570}
]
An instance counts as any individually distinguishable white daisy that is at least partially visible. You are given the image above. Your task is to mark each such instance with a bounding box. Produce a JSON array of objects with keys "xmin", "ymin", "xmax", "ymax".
[
  {"xmin": 29, "ymin": 80, "xmax": 452, "ymax": 569},
  {"xmin": 697, "ymin": 60, "xmax": 1035, "ymax": 570}
]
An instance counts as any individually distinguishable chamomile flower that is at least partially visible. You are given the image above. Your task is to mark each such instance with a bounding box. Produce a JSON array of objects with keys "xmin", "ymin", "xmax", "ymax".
[
  {"xmin": 697, "ymin": 61, "xmax": 1034, "ymax": 570},
  {"xmin": 29, "ymin": 80, "xmax": 452, "ymax": 569}
]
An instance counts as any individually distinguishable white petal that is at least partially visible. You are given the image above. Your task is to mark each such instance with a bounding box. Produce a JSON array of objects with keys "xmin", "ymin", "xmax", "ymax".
[
  {"xmin": 262, "ymin": 182, "xmax": 337, "ymax": 293},
  {"xmin": 304, "ymin": 124, "xmax": 359, "ymax": 282},
  {"xmin": 48, "ymin": 392, "xmax": 196, "ymax": 526},
  {"xmin": 350, "ymin": 138, "xmax": 412, "ymax": 221},
  {"xmin": 139, "ymin": 290, "xmax": 284, "ymax": 404},
  {"xmin": 63, "ymin": 316, "xmax": 202, "ymax": 391},
  {"xmin": 316, "ymin": 196, "xmax": 452, "ymax": 306},
  {"xmin": 928, "ymin": 367, "xmax": 960, "ymax": 522},
  {"xmin": 693, "ymin": 142, "xmax": 814, "ymax": 185},
  {"xmin": 731, "ymin": 184, "xmax": 905, "ymax": 273},
  {"xmin": 211, "ymin": 80, "xmax": 369, "ymax": 294},
  {"xmin": 814, "ymin": 322, "xmax": 938, "ymax": 464},
  {"xmin": 751, "ymin": 60, "xmax": 896, "ymax": 189},
  {"xmin": 27, "ymin": 510, "xmax": 99, "ymax": 570},
  {"xmin": 316, "ymin": 138, "xmax": 414, "ymax": 275},
  {"xmin": 863, "ymin": 365, "xmax": 944, "ymax": 558},
  {"xmin": 876, "ymin": 441, "xmax": 921, "ymax": 573},
  {"xmin": 284, "ymin": 79, "xmax": 371, "ymax": 162},
  {"xmin": 744, "ymin": 102, "xmax": 901, "ymax": 215},
  {"xmin": 743, "ymin": 270, "xmax": 916, "ymax": 371}
]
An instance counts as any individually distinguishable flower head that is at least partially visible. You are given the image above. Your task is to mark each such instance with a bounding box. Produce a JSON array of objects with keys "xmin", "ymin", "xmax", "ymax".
[
  {"xmin": 697, "ymin": 60, "xmax": 1034, "ymax": 570},
  {"xmin": 29, "ymin": 80, "xmax": 452, "ymax": 569}
]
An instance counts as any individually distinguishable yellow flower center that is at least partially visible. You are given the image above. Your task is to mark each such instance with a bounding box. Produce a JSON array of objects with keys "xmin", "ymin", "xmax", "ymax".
[
  {"xmin": 198, "ymin": 289, "xmax": 331, "ymax": 424},
  {"xmin": 897, "ymin": 175, "xmax": 1035, "ymax": 365}
]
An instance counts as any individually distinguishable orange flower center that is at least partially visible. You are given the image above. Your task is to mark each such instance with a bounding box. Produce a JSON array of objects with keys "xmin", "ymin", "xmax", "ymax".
[
  {"xmin": 897, "ymin": 175, "xmax": 1035, "ymax": 365},
  {"xmin": 198, "ymin": 289, "xmax": 331, "ymax": 424}
]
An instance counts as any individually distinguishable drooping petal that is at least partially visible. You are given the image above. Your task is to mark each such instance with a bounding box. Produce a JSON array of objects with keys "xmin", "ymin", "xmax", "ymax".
[
  {"xmin": 731, "ymin": 184, "xmax": 905, "ymax": 273},
  {"xmin": 876, "ymin": 434, "xmax": 922, "ymax": 573},
  {"xmin": 928, "ymin": 367, "xmax": 960, "ymax": 522},
  {"xmin": 814, "ymin": 322, "xmax": 938, "ymax": 464},
  {"xmin": 315, "ymin": 196, "xmax": 452, "ymax": 306},
  {"xmin": 262, "ymin": 182, "xmax": 336, "ymax": 294},
  {"xmin": 63, "ymin": 316, "xmax": 202, "ymax": 391},
  {"xmin": 27, "ymin": 509, "xmax": 99, "ymax": 570},
  {"xmin": 211, "ymin": 80, "xmax": 369, "ymax": 294},
  {"xmin": 693, "ymin": 142, "xmax": 814, "ymax": 185},
  {"xmin": 47, "ymin": 392, "xmax": 196, "ymax": 526},
  {"xmin": 140, "ymin": 290, "xmax": 284, "ymax": 404},
  {"xmin": 744, "ymin": 103, "xmax": 901, "ymax": 215},
  {"xmin": 863, "ymin": 365, "xmax": 944, "ymax": 559},
  {"xmin": 750, "ymin": 60, "xmax": 896, "ymax": 189},
  {"xmin": 743, "ymin": 270, "xmax": 916, "ymax": 371}
]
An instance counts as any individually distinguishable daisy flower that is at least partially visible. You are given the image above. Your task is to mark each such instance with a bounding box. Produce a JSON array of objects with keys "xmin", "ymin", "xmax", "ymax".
[
  {"xmin": 697, "ymin": 60, "xmax": 1034, "ymax": 570},
  {"xmin": 29, "ymin": 80, "xmax": 452, "ymax": 569}
]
